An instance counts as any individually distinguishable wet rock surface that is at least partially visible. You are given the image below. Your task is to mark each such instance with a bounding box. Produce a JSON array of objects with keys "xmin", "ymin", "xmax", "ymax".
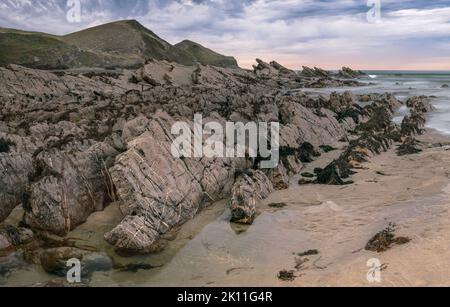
[
  {"xmin": 0, "ymin": 225, "xmax": 33, "ymax": 251},
  {"xmin": 0, "ymin": 251, "xmax": 29, "ymax": 277},
  {"xmin": 310, "ymin": 94, "xmax": 432, "ymax": 185},
  {"xmin": 40, "ymin": 247, "xmax": 113, "ymax": 277},
  {"xmin": 397, "ymin": 137, "xmax": 423, "ymax": 156}
]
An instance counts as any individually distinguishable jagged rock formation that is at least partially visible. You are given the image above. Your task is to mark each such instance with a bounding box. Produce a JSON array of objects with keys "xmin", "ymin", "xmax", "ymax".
[
  {"xmin": 24, "ymin": 141, "xmax": 119, "ymax": 235},
  {"xmin": 0, "ymin": 59, "xmax": 387, "ymax": 254},
  {"xmin": 310, "ymin": 94, "xmax": 433, "ymax": 184},
  {"xmin": 230, "ymin": 170, "xmax": 274, "ymax": 224},
  {"xmin": 397, "ymin": 137, "xmax": 423, "ymax": 156},
  {"xmin": 104, "ymin": 113, "xmax": 250, "ymax": 254},
  {"xmin": 253, "ymin": 59, "xmax": 363, "ymax": 88},
  {"xmin": 338, "ymin": 67, "xmax": 368, "ymax": 79},
  {"xmin": 400, "ymin": 97, "xmax": 431, "ymax": 138},
  {"xmin": 301, "ymin": 66, "xmax": 330, "ymax": 78}
]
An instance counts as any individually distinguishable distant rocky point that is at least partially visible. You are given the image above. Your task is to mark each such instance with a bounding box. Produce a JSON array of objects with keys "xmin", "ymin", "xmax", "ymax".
[{"xmin": 300, "ymin": 66, "xmax": 368, "ymax": 79}]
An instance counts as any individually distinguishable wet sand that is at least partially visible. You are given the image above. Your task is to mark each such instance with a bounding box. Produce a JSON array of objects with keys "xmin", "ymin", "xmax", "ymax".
[
  {"xmin": 135, "ymin": 129, "xmax": 450, "ymax": 287},
  {"xmin": 2, "ymin": 129, "xmax": 450, "ymax": 287}
]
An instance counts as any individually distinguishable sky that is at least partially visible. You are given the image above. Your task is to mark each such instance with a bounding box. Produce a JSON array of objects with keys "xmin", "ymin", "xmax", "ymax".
[{"xmin": 1, "ymin": 0, "xmax": 450, "ymax": 70}]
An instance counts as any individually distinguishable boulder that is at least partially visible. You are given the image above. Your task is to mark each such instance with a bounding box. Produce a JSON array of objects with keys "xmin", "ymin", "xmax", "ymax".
[
  {"xmin": 406, "ymin": 96, "xmax": 434, "ymax": 113},
  {"xmin": 40, "ymin": 247, "xmax": 112, "ymax": 277},
  {"xmin": 397, "ymin": 137, "xmax": 423, "ymax": 156},
  {"xmin": 0, "ymin": 226, "xmax": 34, "ymax": 250},
  {"xmin": 328, "ymin": 91, "xmax": 355, "ymax": 112},
  {"xmin": 230, "ymin": 170, "xmax": 274, "ymax": 224},
  {"xmin": 0, "ymin": 252, "xmax": 28, "ymax": 276},
  {"xmin": 264, "ymin": 162, "xmax": 290, "ymax": 190},
  {"xmin": 24, "ymin": 142, "xmax": 119, "ymax": 235}
]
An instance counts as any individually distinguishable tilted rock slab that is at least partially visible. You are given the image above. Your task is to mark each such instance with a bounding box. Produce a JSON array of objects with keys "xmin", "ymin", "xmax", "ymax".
[
  {"xmin": 0, "ymin": 133, "xmax": 38, "ymax": 222},
  {"xmin": 23, "ymin": 141, "xmax": 118, "ymax": 235},
  {"xmin": 105, "ymin": 112, "xmax": 251, "ymax": 254}
]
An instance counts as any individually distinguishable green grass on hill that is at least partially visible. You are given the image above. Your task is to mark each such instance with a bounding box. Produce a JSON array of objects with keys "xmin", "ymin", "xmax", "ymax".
[
  {"xmin": 175, "ymin": 40, "xmax": 238, "ymax": 68},
  {"xmin": 0, "ymin": 20, "xmax": 239, "ymax": 70}
]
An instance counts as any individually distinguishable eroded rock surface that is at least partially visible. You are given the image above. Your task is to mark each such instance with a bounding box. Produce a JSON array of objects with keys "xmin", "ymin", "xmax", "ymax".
[
  {"xmin": 0, "ymin": 59, "xmax": 386, "ymax": 255},
  {"xmin": 104, "ymin": 113, "xmax": 250, "ymax": 254}
]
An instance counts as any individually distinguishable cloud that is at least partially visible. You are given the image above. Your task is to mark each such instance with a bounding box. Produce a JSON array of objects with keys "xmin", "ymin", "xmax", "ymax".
[{"xmin": 1, "ymin": 0, "xmax": 450, "ymax": 69}]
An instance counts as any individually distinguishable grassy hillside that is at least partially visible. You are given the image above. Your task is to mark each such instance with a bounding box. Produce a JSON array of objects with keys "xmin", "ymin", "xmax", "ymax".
[
  {"xmin": 175, "ymin": 40, "xmax": 238, "ymax": 68},
  {"xmin": 1, "ymin": 32, "xmax": 76, "ymax": 69},
  {"xmin": 62, "ymin": 20, "xmax": 196, "ymax": 67},
  {"xmin": 0, "ymin": 20, "xmax": 239, "ymax": 69}
]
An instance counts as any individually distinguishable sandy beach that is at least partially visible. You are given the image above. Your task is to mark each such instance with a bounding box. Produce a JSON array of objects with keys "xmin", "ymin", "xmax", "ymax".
[
  {"xmin": 3, "ymin": 129, "xmax": 449, "ymax": 287},
  {"xmin": 35, "ymin": 129, "xmax": 445, "ymax": 287},
  {"xmin": 129, "ymin": 128, "xmax": 450, "ymax": 287},
  {"xmin": 272, "ymin": 129, "xmax": 450, "ymax": 286}
]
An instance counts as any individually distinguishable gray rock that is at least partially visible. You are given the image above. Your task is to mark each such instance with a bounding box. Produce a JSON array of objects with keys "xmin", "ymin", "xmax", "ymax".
[
  {"xmin": 0, "ymin": 234, "xmax": 12, "ymax": 251},
  {"xmin": 40, "ymin": 247, "xmax": 112, "ymax": 277},
  {"xmin": 24, "ymin": 142, "xmax": 119, "ymax": 235},
  {"xmin": 0, "ymin": 60, "xmax": 367, "ymax": 254},
  {"xmin": 230, "ymin": 170, "xmax": 274, "ymax": 224},
  {"xmin": 105, "ymin": 112, "xmax": 250, "ymax": 254},
  {"xmin": 0, "ymin": 226, "xmax": 34, "ymax": 249},
  {"xmin": 264, "ymin": 162, "xmax": 290, "ymax": 190},
  {"xmin": 338, "ymin": 67, "xmax": 367, "ymax": 79},
  {"xmin": 0, "ymin": 252, "xmax": 28, "ymax": 276}
]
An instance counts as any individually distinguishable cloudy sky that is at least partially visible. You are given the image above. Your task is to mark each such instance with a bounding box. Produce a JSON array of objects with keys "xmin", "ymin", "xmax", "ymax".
[{"xmin": 1, "ymin": 0, "xmax": 450, "ymax": 70}]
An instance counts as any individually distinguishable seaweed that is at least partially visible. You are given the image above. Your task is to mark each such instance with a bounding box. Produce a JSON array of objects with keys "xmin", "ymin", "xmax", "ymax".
[
  {"xmin": 277, "ymin": 270, "xmax": 296, "ymax": 281},
  {"xmin": 365, "ymin": 223, "xmax": 411, "ymax": 253},
  {"xmin": 297, "ymin": 249, "xmax": 319, "ymax": 257},
  {"xmin": 268, "ymin": 202, "xmax": 287, "ymax": 208}
]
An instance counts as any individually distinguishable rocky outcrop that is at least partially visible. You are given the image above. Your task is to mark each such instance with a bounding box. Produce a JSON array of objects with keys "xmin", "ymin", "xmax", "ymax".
[
  {"xmin": 301, "ymin": 66, "xmax": 330, "ymax": 78},
  {"xmin": 397, "ymin": 137, "xmax": 423, "ymax": 156},
  {"xmin": 0, "ymin": 60, "xmax": 378, "ymax": 255},
  {"xmin": 264, "ymin": 162, "xmax": 290, "ymax": 190},
  {"xmin": 328, "ymin": 91, "xmax": 355, "ymax": 112},
  {"xmin": 104, "ymin": 113, "xmax": 250, "ymax": 254},
  {"xmin": 253, "ymin": 60, "xmax": 363, "ymax": 88},
  {"xmin": 230, "ymin": 170, "xmax": 274, "ymax": 224},
  {"xmin": 401, "ymin": 96, "xmax": 432, "ymax": 136},
  {"xmin": 0, "ymin": 226, "xmax": 33, "ymax": 252},
  {"xmin": 40, "ymin": 247, "xmax": 112, "ymax": 277},
  {"xmin": 313, "ymin": 96, "xmax": 404, "ymax": 185},
  {"xmin": 311, "ymin": 94, "xmax": 434, "ymax": 184},
  {"xmin": 338, "ymin": 67, "xmax": 367, "ymax": 79},
  {"xmin": 406, "ymin": 96, "xmax": 434, "ymax": 113},
  {"xmin": 0, "ymin": 134, "xmax": 36, "ymax": 222},
  {"xmin": 23, "ymin": 141, "xmax": 119, "ymax": 235},
  {"xmin": 253, "ymin": 59, "xmax": 288, "ymax": 78}
]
